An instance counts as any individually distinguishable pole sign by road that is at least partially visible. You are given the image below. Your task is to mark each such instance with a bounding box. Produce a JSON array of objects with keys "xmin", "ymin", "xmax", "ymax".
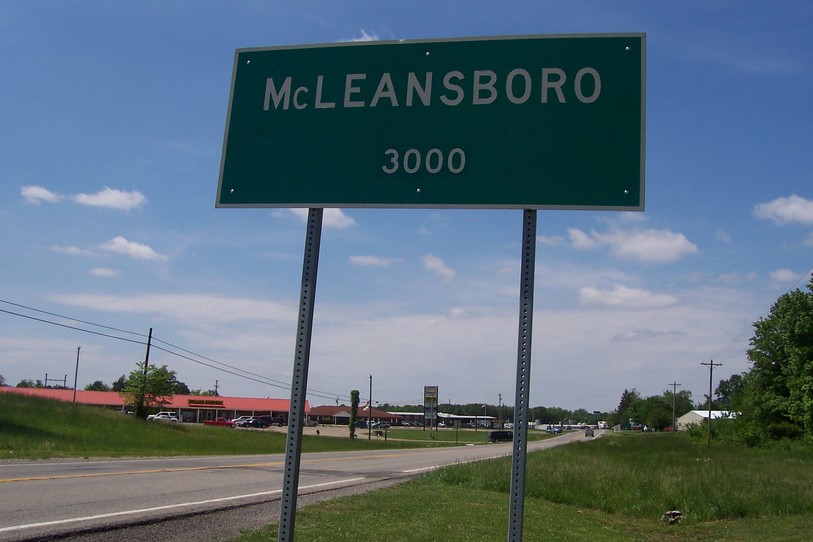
[{"xmin": 217, "ymin": 33, "xmax": 644, "ymax": 210}]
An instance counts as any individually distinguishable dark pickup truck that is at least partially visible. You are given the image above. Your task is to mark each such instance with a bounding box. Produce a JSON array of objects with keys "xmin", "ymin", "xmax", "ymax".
[{"xmin": 488, "ymin": 430, "xmax": 513, "ymax": 443}]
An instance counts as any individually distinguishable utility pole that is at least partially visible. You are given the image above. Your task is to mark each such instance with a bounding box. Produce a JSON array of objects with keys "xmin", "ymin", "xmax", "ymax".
[
  {"xmin": 137, "ymin": 327, "xmax": 153, "ymax": 418},
  {"xmin": 499, "ymin": 393, "xmax": 503, "ymax": 429},
  {"xmin": 668, "ymin": 381, "xmax": 681, "ymax": 433},
  {"xmin": 368, "ymin": 374, "xmax": 372, "ymax": 440},
  {"xmin": 214, "ymin": 380, "xmax": 219, "ymax": 396},
  {"xmin": 73, "ymin": 347, "xmax": 81, "ymax": 403},
  {"xmin": 701, "ymin": 360, "xmax": 722, "ymax": 447}
]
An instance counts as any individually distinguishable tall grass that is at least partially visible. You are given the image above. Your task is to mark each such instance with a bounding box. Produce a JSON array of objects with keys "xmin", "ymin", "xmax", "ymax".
[
  {"xmin": 0, "ymin": 393, "xmax": 430, "ymax": 459},
  {"xmin": 428, "ymin": 432, "xmax": 813, "ymax": 522}
]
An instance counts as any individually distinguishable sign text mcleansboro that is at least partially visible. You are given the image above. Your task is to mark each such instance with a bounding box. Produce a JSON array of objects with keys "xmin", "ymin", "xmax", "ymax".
[{"xmin": 217, "ymin": 34, "xmax": 645, "ymax": 210}]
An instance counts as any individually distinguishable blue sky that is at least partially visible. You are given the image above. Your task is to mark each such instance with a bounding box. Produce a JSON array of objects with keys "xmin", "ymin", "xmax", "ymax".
[{"xmin": 1, "ymin": 2, "xmax": 812, "ymax": 412}]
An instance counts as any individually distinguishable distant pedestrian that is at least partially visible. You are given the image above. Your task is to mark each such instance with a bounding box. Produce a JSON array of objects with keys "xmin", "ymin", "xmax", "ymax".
[{"xmin": 316, "ymin": 429, "xmax": 320, "ymax": 436}]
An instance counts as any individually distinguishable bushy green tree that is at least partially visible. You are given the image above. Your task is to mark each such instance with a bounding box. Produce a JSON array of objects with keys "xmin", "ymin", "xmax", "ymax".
[
  {"xmin": 111, "ymin": 375, "xmax": 126, "ymax": 392},
  {"xmin": 349, "ymin": 389, "xmax": 360, "ymax": 438},
  {"xmin": 715, "ymin": 373, "xmax": 746, "ymax": 410},
  {"xmin": 84, "ymin": 380, "xmax": 111, "ymax": 391},
  {"xmin": 745, "ymin": 277, "xmax": 813, "ymax": 439},
  {"xmin": 119, "ymin": 362, "xmax": 181, "ymax": 418}
]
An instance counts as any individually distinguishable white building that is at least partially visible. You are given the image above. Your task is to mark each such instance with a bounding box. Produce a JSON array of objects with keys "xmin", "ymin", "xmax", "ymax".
[{"xmin": 676, "ymin": 410, "xmax": 737, "ymax": 431}]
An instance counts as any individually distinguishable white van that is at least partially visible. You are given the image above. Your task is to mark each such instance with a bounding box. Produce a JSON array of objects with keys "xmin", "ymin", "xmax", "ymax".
[{"xmin": 147, "ymin": 411, "xmax": 179, "ymax": 422}]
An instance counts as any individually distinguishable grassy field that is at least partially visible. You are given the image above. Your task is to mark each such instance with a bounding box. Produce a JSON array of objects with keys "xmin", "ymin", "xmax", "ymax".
[
  {"xmin": 234, "ymin": 434, "xmax": 813, "ymax": 541},
  {"xmin": 4, "ymin": 393, "xmax": 813, "ymax": 541},
  {"xmin": 384, "ymin": 426, "xmax": 549, "ymax": 444},
  {"xmin": 0, "ymin": 393, "xmax": 438, "ymax": 459}
]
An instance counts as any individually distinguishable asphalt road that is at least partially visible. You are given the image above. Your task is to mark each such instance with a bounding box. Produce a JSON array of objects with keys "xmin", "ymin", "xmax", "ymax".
[{"xmin": 0, "ymin": 429, "xmax": 596, "ymax": 541}]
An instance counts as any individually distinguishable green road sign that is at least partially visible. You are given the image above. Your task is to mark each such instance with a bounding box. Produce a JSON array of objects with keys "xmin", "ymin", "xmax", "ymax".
[{"xmin": 217, "ymin": 34, "xmax": 645, "ymax": 210}]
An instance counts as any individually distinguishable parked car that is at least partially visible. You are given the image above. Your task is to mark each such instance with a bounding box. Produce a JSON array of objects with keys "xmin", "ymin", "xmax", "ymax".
[
  {"xmin": 488, "ymin": 430, "xmax": 513, "ymax": 443},
  {"xmin": 230, "ymin": 416, "xmax": 253, "ymax": 426},
  {"xmin": 304, "ymin": 418, "xmax": 318, "ymax": 427},
  {"xmin": 371, "ymin": 421, "xmax": 391, "ymax": 429},
  {"xmin": 234, "ymin": 417, "xmax": 270, "ymax": 429},
  {"xmin": 147, "ymin": 411, "xmax": 178, "ymax": 422},
  {"xmin": 203, "ymin": 417, "xmax": 233, "ymax": 427},
  {"xmin": 545, "ymin": 425, "xmax": 562, "ymax": 434},
  {"xmin": 256, "ymin": 416, "xmax": 286, "ymax": 426},
  {"xmin": 352, "ymin": 420, "xmax": 367, "ymax": 428}
]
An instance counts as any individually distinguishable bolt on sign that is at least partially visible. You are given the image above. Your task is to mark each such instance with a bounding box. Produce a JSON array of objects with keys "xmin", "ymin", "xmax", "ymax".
[{"xmin": 217, "ymin": 33, "xmax": 645, "ymax": 210}]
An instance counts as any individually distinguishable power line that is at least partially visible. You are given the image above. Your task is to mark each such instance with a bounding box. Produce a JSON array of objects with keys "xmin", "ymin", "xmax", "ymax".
[
  {"xmin": 0, "ymin": 307, "xmax": 146, "ymax": 346},
  {"xmin": 0, "ymin": 298, "xmax": 351, "ymax": 403},
  {"xmin": 0, "ymin": 299, "xmax": 147, "ymax": 339}
]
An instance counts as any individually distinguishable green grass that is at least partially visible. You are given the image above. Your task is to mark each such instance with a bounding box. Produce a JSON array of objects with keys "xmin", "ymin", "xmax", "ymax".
[
  {"xmin": 6, "ymin": 393, "xmax": 813, "ymax": 541},
  {"xmin": 232, "ymin": 433, "xmax": 813, "ymax": 542},
  {"xmin": 0, "ymin": 393, "xmax": 439, "ymax": 459},
  {"xmin": 384, "ymin": 426, "xmax": 550, "ymax": 444}
]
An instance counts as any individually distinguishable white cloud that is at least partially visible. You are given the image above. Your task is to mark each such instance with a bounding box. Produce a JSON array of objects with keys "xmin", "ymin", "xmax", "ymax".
[
  {"xmin": 21, "ymin": 185, "xmax": 63, "ymax": 204},
  {"xmin": 579, "ymin": 285, "xmax": 678, "ymax": 309},
  {"xmin": 71, "ymin": 187, "xmax": 147, "ymax": 211},
  {"xmin": 611, "ymin": 328, "xmax": 684, "ymax": 342},
  {"xmin": 348, "ymin": 30, "xmax": 379, "ymax": 42},
  {"xmin": 568, "ymin": 226, "xmax": 697, "ymax": 262},
  {"xmin": 537, "ymin": 235, "xmax": 564, "ymax": 246},
  {"xmin": 90, "ymin": 267, "xmax": 121, "ymax": 278},
  {"xmin": 568, "ymin": 228, "xmax": 597, "ymax": 249},
  {"xmin": 715, "ymin": 229, "xmax": 732, "ymax": 243},
  {"xmin": 754, "ymin": 195, "xmax": 813, "ymax": 225},
  {"xmin": 52, "ymin": 293, "xmax": 296, "ymax": 324},
  {"xmin": 349, "ymin": 255, "xmax": 395, "ymax": 267},
  {"xmin": 289, "ymin": 209, "xmax": 356, "ymax": 229},
  {"xmin": 97, "ymin": 236, "xmax": 167, "ymax": 260},
  {"xmin": 49, "ymin": 245, "xmax": 94, "ymax": 256},
  {"xmin": 422, "ymin": 254, "xmax": 456, "ymax": 280},
  {"xmin": 769, "ymin": 268, "xmax": 801, "ymax": 283},
  {"xmin": 593, "ymin": 228, "xmax": 697, "ymax": 262}
]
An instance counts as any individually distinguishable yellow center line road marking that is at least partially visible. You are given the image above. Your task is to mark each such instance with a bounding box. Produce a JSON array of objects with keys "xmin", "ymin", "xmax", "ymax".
[
  {"xmin": 0, "ymin": 477, "xmax": 365, "ymax": 534},
  {"xmin": 0, "ymin": 451, "xmax": 417, "ymax": 484}
]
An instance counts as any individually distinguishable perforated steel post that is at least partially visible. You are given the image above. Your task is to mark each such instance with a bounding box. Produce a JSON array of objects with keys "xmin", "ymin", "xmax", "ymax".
[
  {"xmin": 278, "ymin": 208, "xmax": 323, "ymax": 542},
  {"xmin": 508, "ymin": 209, "xmax": 536, "ymax": 541}
]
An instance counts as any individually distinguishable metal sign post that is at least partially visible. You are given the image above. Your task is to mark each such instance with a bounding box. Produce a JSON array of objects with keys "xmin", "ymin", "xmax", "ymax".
[
  {"xmin": 278, "ymin": 208, "xmax": 323, "ymax": 542},
  {"xmin": 508, "ymin": 209, "xmax": 537, "ymax": 541}
]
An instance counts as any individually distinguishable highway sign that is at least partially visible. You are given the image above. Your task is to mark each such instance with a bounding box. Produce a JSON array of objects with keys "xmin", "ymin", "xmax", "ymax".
[{"xmin": 217, "ymin": 34, "xmax": 645, "ymax": 210}]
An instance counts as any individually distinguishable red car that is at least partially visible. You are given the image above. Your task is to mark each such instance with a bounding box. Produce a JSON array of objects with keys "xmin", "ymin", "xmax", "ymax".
[{"xmin": 203, "ymin": 417, "xmax": 233, "ymax": 427}]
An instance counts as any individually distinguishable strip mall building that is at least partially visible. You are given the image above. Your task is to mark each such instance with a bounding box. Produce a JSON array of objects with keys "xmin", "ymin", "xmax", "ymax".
[{"xmin": 0, "ymin": 387, "xmax": 309, "ymax": 424}]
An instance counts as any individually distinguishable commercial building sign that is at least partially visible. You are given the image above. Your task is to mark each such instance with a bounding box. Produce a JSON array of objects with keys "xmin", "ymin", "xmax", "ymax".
[
  {"xmin": 217, "ymin": 34, "xmax": 645, "ymax": 210},
  {"xmin": 424, "ymin": 385, "xmax": 439, "ymax": 421}
]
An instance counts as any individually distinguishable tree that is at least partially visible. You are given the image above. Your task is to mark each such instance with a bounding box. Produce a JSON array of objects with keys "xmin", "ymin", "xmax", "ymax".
[
  {"xmin": 0, "ymin": 373, "xmax": 6, "ymax": 386},
  {"xmin": 745, "ymin": 277, "xmax": 813, "ymax": 438},
  {"xmin": 612, "ymin": 388, "xmax": 640, "ymax": 426},
  {"xmin": 85, "ymin": 380, "xmax": 111, "ymax": 392},
  {"xmin": 119, "ymin": 362, "xmax": 182, "ymax": 418},
  {"xmin": 715, "ymin": 373, "xmax": 745, "ymax": 410},
  {"xmin": 111, "ymin": 375, "xmax": 126, "ymax": 392},
  {"xmin": 16, "ymin": 379, "xmax": 42, "ymax": 388},
  {"xmin": 348, "ymin": 390, "xmax": 360, "ymax": 438},
  {"xmin": 172, "ymin": 381, "xmax": 190, "ymax": 395}
]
